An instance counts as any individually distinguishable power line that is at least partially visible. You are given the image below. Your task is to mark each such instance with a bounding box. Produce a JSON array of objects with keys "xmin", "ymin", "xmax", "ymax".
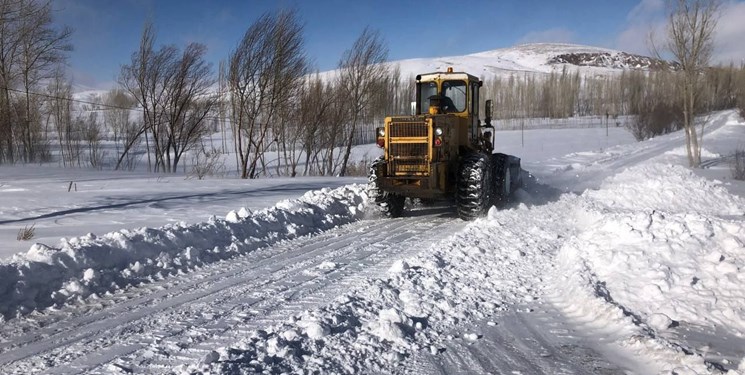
[{"xmin": 3, "ymin": 85, "xmax": 134, "ymax": 111}]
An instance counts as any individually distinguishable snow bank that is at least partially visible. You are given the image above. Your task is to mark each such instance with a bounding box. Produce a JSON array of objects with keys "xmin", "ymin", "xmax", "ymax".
[
  {"xmin": 0, "ymin": 185, "xmax": 368, "ymax": 320},
  {"xmin": 555, "ymin": 163, "xmax": 745, "ymax": 373},
  {"xmin": 584, "ymin": 163, "xmax": 744, "ymax": 216}
]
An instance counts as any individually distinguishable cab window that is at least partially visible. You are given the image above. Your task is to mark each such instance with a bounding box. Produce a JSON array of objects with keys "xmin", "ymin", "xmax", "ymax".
[
  {"xmin": 441, "ymin": 80, "xmax": 466, "ymax": 112},
  {"xmin": 419, "ymin": 81, "xmax": 438, "ymax": 114}
]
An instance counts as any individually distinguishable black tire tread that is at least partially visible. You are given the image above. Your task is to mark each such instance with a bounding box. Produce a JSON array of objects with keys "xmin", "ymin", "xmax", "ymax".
[
  {"xmin": 368, "ymin": 156, "xmax": 405, "ymax": 218},
  {"xmin": 456, "ymin": 153, "xmax": 492, "ymax": 221}
]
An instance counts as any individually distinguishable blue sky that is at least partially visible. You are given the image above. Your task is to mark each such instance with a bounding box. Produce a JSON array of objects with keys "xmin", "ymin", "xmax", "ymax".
[{"xmin": 54, "ymin": 0, "xmax": 745, "ymax": 90}]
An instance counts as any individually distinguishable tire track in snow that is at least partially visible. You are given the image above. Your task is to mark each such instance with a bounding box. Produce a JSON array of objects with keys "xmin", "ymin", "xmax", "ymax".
[
  {"xmin": 416, "ymin": 303, "xmax": 625, "ymax": 375},
  {"xmin": 0, "ymin": 218, "xmax": 400, "ymax": 369},
  {"xmin": 0, "ymin": 209, "xmax": 460, "ymax": 374},
  {"xmin": 131, "ymin": 215, "xmax": 461, "ymax": 373},
  {"xmin": 1, "ymin": 218, "xmax": 404, "ymax": 371}
]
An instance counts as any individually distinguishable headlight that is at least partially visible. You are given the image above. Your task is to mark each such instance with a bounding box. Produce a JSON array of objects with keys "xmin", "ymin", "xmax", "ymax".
[
  {"xmin": 377, "ymin": 128, "xmax": 385, "ymax": 137},
  {"xmin": 434, "ymin": 127, "xmax": 443, "ymax": 136}
]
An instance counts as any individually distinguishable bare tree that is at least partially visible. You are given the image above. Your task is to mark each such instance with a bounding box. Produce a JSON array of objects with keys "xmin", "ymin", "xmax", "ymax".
[
  {"xmin": 297, "ymin": 74, "xmax": 334, "ymax": 176},
  {"xmin": 161, "ymin": 42, "xmax": 216, "ymax": 172},
  {"xmin": 119, "ymin": 21, "xmax": 177, "ymax": 172},
  {"xmin": 228, "ymin": 9, "xmax": 307, "ymax": 179},
  {"xmin": 80, "ymin": 111, "xmax": 103, "ymax": 168},
  {"xmin": 0, "ymin": 0, "xmax": 25, "ymax": 164},
  {"xmin": 322, "ymin": 81, "xmax": 348, "ymax": 176},
  {"xmin": 656, "ymin": 0, "xmax": 720, "ymax": 167},
  {"xmin": 337, "ymin": 27, "xmax": 388, "ymax": 176},
  {"xmin": 102, "ymin": 89, "xmax": 147, "ymax": 171},
  {"xmin": 44, "ymin": 66, "xmax": 79, "ymax": 166},
  {"xmin": 0, "ymin": 0, "xmax": 71, "ymax": 164},
  {"xmin": 17, "ymin": 0, "xmax": 71, "ymax": 162}
]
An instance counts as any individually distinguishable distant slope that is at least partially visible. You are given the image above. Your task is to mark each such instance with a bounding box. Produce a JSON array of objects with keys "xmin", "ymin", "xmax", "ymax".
[
  {"xmin": 308, "ymin": 43, "xmax": 675, "ymax": 84},
  {"xmin": 74, "ymin": 43, "xmax": 669, "ymax": 97},
  {"xmin": 312, "ymin": 43, "xmax": 673, "ymax": 83},
  {"xmin": 393, "ymin": 43, "xmax": 622, "ymax": 77}
]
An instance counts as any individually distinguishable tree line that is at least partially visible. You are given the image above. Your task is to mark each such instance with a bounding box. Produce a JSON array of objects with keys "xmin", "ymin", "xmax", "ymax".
[
  {"xmin": 482, "ymin": 63, "xmax": 744, "ymax": 131},
  {"xmin": 0, "ymin": 1, "xmax": 743, "ymax": 175}
]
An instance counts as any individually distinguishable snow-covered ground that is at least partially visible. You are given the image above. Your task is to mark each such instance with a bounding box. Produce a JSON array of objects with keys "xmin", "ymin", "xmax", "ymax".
[{"xmin": 0, "ymin": 110, "xmax": 743, "ymax": 374}]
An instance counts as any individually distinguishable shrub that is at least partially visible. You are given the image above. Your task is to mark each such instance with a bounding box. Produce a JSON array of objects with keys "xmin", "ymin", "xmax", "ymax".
[
  {"xmin": 344, "ymin": 157, "xmax": 375, "ymax": 177},
  {"xmin": 17, "ymin": 224, "xmax": 35, "ymax": 241},
  {"xmin": 628, "ymin": 102, "xmax": 683, "ymax": 141},
  {"xmin": 189, "ymin": 148, "xmax": 226, "ymax": 180}
]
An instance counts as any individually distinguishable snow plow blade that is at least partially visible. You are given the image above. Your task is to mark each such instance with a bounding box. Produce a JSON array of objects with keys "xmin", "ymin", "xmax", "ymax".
[{"xmin": 492, "ymin": 153, "xmax": 522, "ymax": 202}]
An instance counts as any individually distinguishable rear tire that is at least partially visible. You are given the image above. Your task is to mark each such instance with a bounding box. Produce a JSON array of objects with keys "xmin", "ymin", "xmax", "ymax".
[
  {"xmin": 368, "ymin": 157, "xmax": 405, "ymax": 218},
  {"xmin": 456, "ymin": 153, "xmax": 492, "ymax": 221}
]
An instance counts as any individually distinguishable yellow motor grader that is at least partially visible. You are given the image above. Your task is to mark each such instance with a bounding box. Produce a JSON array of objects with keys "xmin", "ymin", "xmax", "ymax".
[{"xmin": 368, "ymin": 67, "xmax": 522, "ymax": 220}]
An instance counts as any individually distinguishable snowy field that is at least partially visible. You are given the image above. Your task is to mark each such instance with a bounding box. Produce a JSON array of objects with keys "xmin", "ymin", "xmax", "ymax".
[{"xmin": 0, "ymin": 110, "xmax": 743, "ymax": 374}]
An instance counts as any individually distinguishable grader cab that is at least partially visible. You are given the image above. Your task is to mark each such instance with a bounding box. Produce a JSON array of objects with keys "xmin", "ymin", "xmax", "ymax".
[{"xmin": 368, "ymin": 68, "xmax": 522, "ymax": 220}]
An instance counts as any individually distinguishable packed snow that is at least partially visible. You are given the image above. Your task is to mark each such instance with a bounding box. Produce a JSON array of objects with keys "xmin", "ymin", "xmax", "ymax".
[{"xmin": 0, "ymin": 110, "xmax": 743, "ymax": 374}]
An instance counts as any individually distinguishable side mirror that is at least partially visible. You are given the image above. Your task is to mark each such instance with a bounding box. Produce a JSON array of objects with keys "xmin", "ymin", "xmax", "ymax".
[
  {"xmin": 410, "ymin": 101, "xmax": 416, "ymax": 116},
  {"xmin": 484, "ymin": 99, "xmax": 492, "ymax": 127}
]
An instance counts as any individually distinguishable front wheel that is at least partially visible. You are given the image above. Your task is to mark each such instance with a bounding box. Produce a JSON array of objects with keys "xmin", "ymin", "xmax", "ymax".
[
  {"xmin": 368, "ymin": 157, "xmax": 405, "ymax": 218},
  {"xmin": 456, "ymin": 152, "xmax": 492, "ymax": 221}
]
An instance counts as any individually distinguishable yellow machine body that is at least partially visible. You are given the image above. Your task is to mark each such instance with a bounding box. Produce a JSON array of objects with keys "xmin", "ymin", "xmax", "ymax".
[{"xmin": 375, "ymin": 68, "xmax": 493, "ymax": 199}]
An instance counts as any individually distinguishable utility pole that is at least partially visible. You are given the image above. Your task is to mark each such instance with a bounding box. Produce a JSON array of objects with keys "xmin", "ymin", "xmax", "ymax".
[
  {"xmin": 521, "ymin": 119, "xmax": 524, "ymax": 147},
  {"xmin": 605, "ymin": 111, "xmax": 609, "ymax": 137}
]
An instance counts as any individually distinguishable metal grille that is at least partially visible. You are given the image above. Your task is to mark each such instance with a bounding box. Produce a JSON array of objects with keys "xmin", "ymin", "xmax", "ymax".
[
  {"xmin": 388, "ymin": 119, "xmax": 430, "ymax": 175},
  {"xmin": 390, "ymin": 143, "xmax": 428, "ymax": 158},
  {"xmin": 390, "ymin": 121, "xmax": 428, "ymax": 137}
]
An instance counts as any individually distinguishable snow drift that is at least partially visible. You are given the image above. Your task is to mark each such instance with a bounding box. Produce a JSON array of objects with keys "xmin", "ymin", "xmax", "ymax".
[
  {"xmin": 0, "ymin": 185, "xmax": 368, "ymax": 320},
  {"xmin": 555, "ymin": 163, "xmax": 745, "ymax": 373}
]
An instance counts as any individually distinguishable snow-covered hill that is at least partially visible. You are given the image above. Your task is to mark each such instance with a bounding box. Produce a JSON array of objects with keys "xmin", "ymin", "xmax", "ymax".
[{"xmin": 322, "ymin": 43, "xmax": 672, "ymax": 82}]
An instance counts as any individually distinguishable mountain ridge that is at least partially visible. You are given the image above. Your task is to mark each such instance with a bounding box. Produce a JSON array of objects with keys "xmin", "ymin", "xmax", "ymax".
[{"xmin": 380, "ymin": 42, "xmax": 676, "ymax": 80}]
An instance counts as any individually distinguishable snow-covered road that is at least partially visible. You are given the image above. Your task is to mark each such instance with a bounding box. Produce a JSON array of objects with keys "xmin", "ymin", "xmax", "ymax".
[
  {"xmin": 1, "ymin": 111, "xmax": 743, "ymax": 374},
  {"xmin": 0, "ymin": 209, "xmax": 465, "ymax": 374}
]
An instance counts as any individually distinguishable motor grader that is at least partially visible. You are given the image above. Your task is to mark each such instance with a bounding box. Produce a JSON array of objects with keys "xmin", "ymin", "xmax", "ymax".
[{"xmin": 368, "ymin": 67, "xmax": 522, "ymax": 220}]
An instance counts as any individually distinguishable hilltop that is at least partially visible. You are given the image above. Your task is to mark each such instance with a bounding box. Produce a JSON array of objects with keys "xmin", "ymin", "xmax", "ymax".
[{"xmin": 320, "ymin": 42, "xmax": 675, "ymax": 81}]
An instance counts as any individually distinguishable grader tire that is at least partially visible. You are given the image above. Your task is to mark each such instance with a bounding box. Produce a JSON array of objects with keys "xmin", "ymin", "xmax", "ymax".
[
  {"xmin": 368, "ymin": 157, "xmax": 405, "ymax": 218},
  {"xmin": 456, "ymin": 153, "xmax": 493, "ymax": 221}
]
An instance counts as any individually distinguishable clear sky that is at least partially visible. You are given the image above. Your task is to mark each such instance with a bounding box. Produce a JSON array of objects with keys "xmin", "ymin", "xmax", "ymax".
[{"xmin": 54, "ymin": 0, "xmax": 745, "ymax": 91}]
